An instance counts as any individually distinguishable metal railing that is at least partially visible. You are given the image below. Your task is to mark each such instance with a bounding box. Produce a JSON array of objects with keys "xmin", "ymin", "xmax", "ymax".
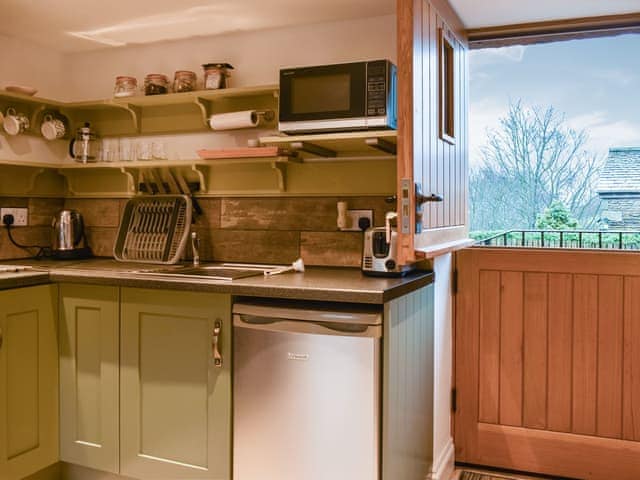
[{"xmin": 476, "ymin": 229, "xmax": 640, "ymax": 251}]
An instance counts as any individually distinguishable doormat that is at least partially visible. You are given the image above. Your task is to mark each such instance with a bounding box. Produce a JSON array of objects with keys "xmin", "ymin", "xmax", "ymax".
[{"xmin": 460, "ymin": 472, "xmax": 516, "ymax": 480}]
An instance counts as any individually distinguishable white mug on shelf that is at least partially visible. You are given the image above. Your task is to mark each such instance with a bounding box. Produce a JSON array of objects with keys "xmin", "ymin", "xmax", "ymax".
[
  {"xmin": 3, "ymin": 107, "xmax": 30, "ymax": 136},
  {"xmin": 40, "ymin": 114, "xmax": 66, "ymax": 141}
]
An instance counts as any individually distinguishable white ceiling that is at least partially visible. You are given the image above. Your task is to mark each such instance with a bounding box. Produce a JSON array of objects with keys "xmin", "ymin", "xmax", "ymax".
[
  {"xmin": 449, "ymin": 0, "xmax": 640, "ymax": 29},
  {"xmin": 0, "ymin": 0, "xmax": 395, "ymax": 52},
  {"xmin": 1, "ymin": 0, "xmax": 638, "ymax": 53}
]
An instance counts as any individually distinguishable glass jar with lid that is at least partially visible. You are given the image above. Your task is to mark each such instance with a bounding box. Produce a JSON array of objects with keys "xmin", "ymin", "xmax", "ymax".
[
  {"xmin": 144, "ymin": 73, "xmax": 169, "ymax": 95},
  {"xmin": 113, "ymin": 76, "xmax": 138, "ymax": 98},
  {"xmin": 202, "ymin": 63, "xmax": 234, "ymax": 90},
  {"xmin": 173, "ymin": 70, "xmax": 197, "ymax": 93}
]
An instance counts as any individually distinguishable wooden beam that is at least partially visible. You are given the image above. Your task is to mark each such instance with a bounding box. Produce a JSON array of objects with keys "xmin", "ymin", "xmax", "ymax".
[{"xmin": 468, "ymin": 12, "xmax": 640, "ymax": 48}]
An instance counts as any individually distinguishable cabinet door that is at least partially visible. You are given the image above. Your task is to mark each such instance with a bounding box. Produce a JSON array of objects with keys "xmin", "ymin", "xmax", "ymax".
[
  {"xmin": 0, "ymin": 284, "xmax": 58, "ymax": 480},
  {"xmin": 120, "ymin": 288, "xmax": 231, "ymax": 480},
  {"xmin": 59, "ymin": 284, "xmax": 119, "ymax": 473}
]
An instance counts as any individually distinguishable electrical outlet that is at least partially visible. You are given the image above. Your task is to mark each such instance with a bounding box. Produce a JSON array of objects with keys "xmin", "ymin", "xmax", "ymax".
[
  {"xmin": 340, "ymin": 209, "xmax": 373, "ymax": 231},
  {"xmin": 1, "ymin": 207, "xmax": 28, "ymax": 226}
]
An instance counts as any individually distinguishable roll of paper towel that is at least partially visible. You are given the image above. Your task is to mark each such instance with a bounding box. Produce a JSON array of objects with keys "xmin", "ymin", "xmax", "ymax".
[{"xmin": 208, "ymin": 110, "xmax": 259, "ymax": 130}]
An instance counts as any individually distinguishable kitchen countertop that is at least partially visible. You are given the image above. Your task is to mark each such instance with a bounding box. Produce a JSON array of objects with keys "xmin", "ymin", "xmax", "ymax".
[
  {"xmin": 0, "ymin": 268, "xmax": 51, "ymax": 291},
  {"xmin": 0, "ymin": 258, "xmax": 434, "ymax": 304}
]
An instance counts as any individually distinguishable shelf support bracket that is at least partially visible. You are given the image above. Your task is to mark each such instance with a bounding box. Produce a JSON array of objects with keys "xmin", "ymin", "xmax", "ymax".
[
  {"xmin": 194, "ymin": 97, "xmax": 210, "ymax": 127},
  {"xmin": 119, "ymin": 167, "xmax": 138, "ymax": 194},
  {"xmin": 110, "ymin": 103, "xmax": 142, "ymax": 133},
  {"xmin": 191, "ymin": 164, "xmax": 207, "ymax": 192},
  {"xmin": 365, "ymin": 137, "xmax": 397, "ymax": 155},
  {"xmin": 290, "ymin": 141, "xmax": 336, "ymax": 158},
  {"xmin": 270, "ymin": 161, "xmax": 287, "ymax": 192}
]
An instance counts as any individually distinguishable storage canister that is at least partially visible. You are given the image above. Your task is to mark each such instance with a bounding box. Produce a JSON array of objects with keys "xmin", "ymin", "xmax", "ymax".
[
  {"xmin": 144, "ymin": 74, "xmax": 169, "ymax": 95},
  {"xmin": 173, "ymin": 70, "xmax": 197, "ymax": 93},
  {"xmin": 202, "ymin": 63, "xmax": 234, "ymax": 89},
  {"xmin": 113, "ymin": 76, "xmax": 138, "ymax": 97}
]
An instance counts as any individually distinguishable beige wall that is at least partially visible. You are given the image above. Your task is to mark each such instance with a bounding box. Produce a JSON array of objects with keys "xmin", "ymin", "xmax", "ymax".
[
  {"xmin": 0, "ymin": 34, "xmax": 66, "ymax": 99},
  {"xmin": 61, "ymin": 15, "xmax": 396, "ymax": 100}
]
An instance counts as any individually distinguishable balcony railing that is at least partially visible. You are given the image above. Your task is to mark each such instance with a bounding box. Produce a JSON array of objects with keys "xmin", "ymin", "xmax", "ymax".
[{"xmin": 476, "ymin": 229, "xmax": 640, "ymax": 250}]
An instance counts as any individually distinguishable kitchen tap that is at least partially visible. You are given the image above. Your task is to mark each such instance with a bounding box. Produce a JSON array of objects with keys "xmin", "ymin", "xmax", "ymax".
[{"xmin": 191, "ymin": 231, "xmax": 200, "ymax": 266}]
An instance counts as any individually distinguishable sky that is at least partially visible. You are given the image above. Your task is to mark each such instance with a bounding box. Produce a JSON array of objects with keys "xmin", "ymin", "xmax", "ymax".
[{"xmin": 469, "ymin": 33, "xmax": 640, "ymax": 167}]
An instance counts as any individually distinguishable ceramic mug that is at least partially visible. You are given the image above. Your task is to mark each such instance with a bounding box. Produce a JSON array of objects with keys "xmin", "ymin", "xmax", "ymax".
[
  {"xmin": 40, "ymin": 114, "xmax": 66, "ymax": 141},
  {"xmin": 3, "ymin": 108, "xmax": 30, "ymax": 136}
]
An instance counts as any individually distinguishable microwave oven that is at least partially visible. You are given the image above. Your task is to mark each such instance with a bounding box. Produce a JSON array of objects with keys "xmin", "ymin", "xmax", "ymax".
[{"xmin": 278, "ymin": 59, "xmax": 397, "ymax": 134}]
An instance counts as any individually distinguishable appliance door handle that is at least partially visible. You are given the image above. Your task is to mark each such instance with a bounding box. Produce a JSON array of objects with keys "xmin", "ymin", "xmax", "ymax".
[
  {"xmin": 234, "ymin": 314, "xmax": 381, "ymax": 338},
  {"xmin": 212, "ymin": 320, "xmax": 223, "ymax": 367}
]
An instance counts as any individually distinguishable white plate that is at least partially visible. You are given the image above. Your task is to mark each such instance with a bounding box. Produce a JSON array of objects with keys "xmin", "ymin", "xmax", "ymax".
[{"xmin": 5, "ymin": 85, "xmax": 38, "ymax": 96}]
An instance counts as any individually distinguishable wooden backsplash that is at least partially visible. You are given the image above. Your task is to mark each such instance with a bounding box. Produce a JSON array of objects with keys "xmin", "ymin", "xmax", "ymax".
[
  {"xmin": 0, "ymin": 197, "xmax": 65, "ymax": 260},
  {"xmin": 0, "ymin": 196, "xmax": 393, "ymax": 266}
]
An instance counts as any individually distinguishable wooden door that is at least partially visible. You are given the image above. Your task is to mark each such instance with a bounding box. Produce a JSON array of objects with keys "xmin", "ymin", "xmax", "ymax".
[
  {"xmin": 59, "ymin": 284, "xmax": 119, "ymax": 473},
  {"xmin": 397, "ymin": 0, "xmax": 469, "ymax": 263},
  {"xmin": 0, "ymin": 285, "xmax": 58, "ymax": 480},
  {"xmin": 120, "ymin": 288, "xmax": 231, "ymax": 480},
  {"xmin": 455, "ymin": 248, "xmax": 640, "ymax": 479}
]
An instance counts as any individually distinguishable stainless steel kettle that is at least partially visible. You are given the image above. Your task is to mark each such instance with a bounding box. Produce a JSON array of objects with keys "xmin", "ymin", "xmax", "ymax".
[
  {"xmin": 69, "ymin": 122, "xmax": 100, "ymax": 163},
  {"xmin": 52, "ymin": 210, "xmax": 85, "ymax": 251}
]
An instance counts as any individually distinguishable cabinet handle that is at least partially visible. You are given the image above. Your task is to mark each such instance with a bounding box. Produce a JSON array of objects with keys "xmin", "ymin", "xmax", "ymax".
[
  {"xmin": 212, "ymin": 320, "xmax": 223, "ymax": 368},
  {"xmin": 0, "ymin": 327, "xmax": 3, "ymax": 350}
]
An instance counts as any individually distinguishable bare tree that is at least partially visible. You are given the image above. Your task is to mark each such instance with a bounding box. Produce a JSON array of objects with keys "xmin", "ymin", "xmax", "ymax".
[{"xmin": 471, "ymin": 101, "xmax": 602, "ymax": 231}]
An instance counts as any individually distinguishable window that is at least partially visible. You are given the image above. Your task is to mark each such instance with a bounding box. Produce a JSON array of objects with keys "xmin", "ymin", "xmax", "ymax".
[
  {"xmin": 468, "ymin": 33, "xmax": 640, "ymax": 247},
  {"xmin": 439, "ymin": 28, "xmax": 456, "ymax": 144}
]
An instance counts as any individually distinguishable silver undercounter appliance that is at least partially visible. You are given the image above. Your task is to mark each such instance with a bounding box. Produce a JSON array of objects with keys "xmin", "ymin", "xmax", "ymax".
[{"xmin": 233, "ymin": 300, "xmax": 382, "ymax": 480}]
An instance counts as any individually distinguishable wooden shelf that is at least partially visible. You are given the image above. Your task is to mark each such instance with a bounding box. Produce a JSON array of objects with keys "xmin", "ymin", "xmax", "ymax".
[
  {"xmin": 260, "ymin": 130, "xmax": 397, "ymax": 160},
  {"xmin": 0, "ymin": 85, "xmax": 278, "ymax": 137},
  {"xmin": 0, "ymin": 87, "xmax": 395, "ymax": 197}
]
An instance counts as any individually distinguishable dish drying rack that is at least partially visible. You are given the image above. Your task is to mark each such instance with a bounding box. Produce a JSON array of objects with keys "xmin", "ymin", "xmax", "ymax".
[{"xmin": 114, "ymin": 195, "xmax": 192, "ymax": 264}]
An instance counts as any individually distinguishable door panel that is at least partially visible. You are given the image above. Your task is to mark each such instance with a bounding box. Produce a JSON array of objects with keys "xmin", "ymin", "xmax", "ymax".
[
  {"xmin": 397, "ymin": 0, "xmax": 469, "ymax": 262},
  {"xmin": 455, "ymin": 248, "xmax": 640, "ymax": 479},
  {"xmin": 59, "ymin": 284, "xmax": 119, "ymax": 473},
  {"xmin": 0, "ymin": 285, "xmax": 58, "ymax": 480},
  {"xmin": 120, "ymin": 288, "xmax": 231, "ymax": 480}
]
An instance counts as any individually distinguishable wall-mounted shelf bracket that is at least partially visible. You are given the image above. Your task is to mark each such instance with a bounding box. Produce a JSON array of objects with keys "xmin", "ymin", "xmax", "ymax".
[
  {"xmin": 112, "ymin": 103, "xmax": 142, "ymax": 132},
  {"xmin": 290, "ymin": 141, "xmax": 336, "ymax": 158},
  {"xmin": 119, "ymin": 167, "xmax": 137, "ymax": 194},
  {"xmin": 191, "ymin": 164, "xmax": 207, "ymax": 192},
  {"xmin": 270, "ymin": 161, "xmax": 288, "ymax": 192},
  {"xmin": 194, "ymin": 97, "xmax": 210, "ymax": 127},
  {"xmin": 365, "ymin": 137, "xmax": 397, "ymax": 155}
]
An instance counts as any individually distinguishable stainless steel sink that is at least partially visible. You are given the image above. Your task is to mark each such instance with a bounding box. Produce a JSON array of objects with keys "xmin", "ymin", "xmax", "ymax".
[{"xmin": 135, "ymin": 264, "xmax": 281, "ymax": 281}]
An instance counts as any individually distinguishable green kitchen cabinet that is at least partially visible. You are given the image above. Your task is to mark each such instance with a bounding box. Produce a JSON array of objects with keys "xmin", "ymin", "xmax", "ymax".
[
  {"xmin": 120, "ymin": 288, "xmax": 232, "ymax": 480},
  {"xmin": 0, "ymin": 284, "xmax": 58, "ymax": 480},
  {"xmin": 59, "ymin": 284, "xmax": 120, "ymax": 473}
]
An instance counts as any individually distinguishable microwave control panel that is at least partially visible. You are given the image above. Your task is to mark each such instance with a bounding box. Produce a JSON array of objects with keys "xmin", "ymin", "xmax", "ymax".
[{"xmin": 366, "ymin": 60, "xmax": 390, "ymax": 117}]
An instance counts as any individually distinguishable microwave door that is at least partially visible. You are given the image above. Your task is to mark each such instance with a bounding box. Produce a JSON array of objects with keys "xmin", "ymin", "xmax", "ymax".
[{"xmin": 279, "ymin": 62, "xmax": 367, "ymax": 131}]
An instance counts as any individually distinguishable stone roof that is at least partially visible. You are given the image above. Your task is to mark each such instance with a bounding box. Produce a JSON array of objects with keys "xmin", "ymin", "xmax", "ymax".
[{"xmin": 597, "ymin": 147, "xmax": 640, "ymax": 195}]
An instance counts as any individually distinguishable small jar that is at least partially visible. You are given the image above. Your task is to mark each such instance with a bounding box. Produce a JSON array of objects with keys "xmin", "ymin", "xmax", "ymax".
[
  {"xmin": 202, "ymin": 63, "xmax": 234, "ymax": 90},
  {"xmin": 144, "ymin": 73, "xmax": 169, "ymax": 95},
  {"xmin": 113, "ymin": 76, "xmax": 138, "ymax": 98},
  {"xmin": 173, "ymin": 70, "xmax": 197, "ymax": 93}
]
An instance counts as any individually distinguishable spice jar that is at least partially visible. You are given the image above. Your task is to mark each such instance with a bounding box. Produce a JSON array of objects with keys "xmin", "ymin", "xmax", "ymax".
[
  {"xmin": 202, "ymin": 63, "xmax": 234, "ymax": 90},
  {"xmin": 173, "ymin": 70, "xmax": 197, "ymax": 93},
  {"xmin": 144, "ymin": 74, "xmax": 169, "ymax": 95},
  {"xmin": 113, "ymin": 76, "xmax": 138, "ymax": 98}
]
